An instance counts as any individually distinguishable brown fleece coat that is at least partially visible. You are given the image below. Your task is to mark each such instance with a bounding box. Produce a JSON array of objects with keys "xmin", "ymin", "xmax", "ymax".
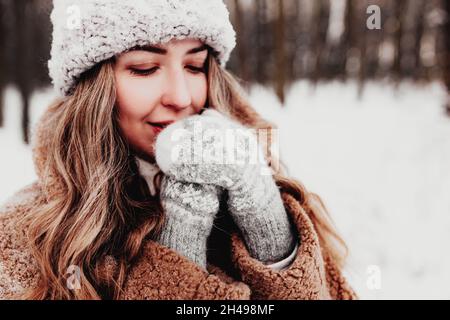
[{"xmin": 0, "ymin": 107, "xmax": 357, "ymax": 300}]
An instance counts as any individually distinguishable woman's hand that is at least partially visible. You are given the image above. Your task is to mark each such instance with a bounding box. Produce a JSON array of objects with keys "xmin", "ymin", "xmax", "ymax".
[
  {"xmin": 156, "ymin": 175, "xmax": 221, "ymax": 270},
  {"xmin": 155, "ymin": 109, "xmax": 296, "ymax": 264},
  {"xmin": 155, "ymin": 109, "xmax": 264, "ymax": 189}
]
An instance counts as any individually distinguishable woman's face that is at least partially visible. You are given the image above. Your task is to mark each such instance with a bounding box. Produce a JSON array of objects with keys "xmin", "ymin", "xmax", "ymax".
[{"xmin": 114, "ymin": 38, "xmax": 208, "ymax": 162}]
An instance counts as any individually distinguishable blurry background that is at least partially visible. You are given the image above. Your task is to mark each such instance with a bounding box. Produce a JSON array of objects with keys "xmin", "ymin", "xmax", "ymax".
[{"xmin": 0, "ymin": 0, "xmax": 449, "ymax": 299}]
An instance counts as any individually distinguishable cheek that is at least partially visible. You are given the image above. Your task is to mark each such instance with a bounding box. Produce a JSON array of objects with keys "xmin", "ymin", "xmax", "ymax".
[
  {"xmin": 116, "ymin": 76, "xmax": 158, "ymax": 119},
  {"xmin": 191, "ymin": 77, "xmax": 208, "ymax": 108},
  {"xmin": 115, "ymin": 75, "xmax": 158, "ymax": 155}
]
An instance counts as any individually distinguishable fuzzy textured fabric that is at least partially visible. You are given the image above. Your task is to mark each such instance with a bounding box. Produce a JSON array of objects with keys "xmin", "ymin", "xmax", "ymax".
[
  {"xmin": 136, "ymin": 157, "xmax": 298, "ymax": 271},
  {"xmin": 155, "ymin": 109, "xmax": 296, "ymax": 264},
  {"xmin": 0, "ymin": 106, "xmax": 358, "ymax": 300},
  {"xmin": 48, "ymin": 0, "xmax": 236, "ymax": 96},
  {"xmin": 156, "ymin": 176, "xmax": 221, "ymax": 269}
]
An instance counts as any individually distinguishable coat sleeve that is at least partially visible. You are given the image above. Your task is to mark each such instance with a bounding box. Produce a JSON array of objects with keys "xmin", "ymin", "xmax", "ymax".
[{"xmin": 229, "ymin": 192, "xmax": 358, "ymax": 300}]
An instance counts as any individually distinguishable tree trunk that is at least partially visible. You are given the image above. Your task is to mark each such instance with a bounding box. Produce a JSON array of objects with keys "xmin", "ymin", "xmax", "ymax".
[
  {"xmin": 274, "ymin": 0, "xmax": 286, "ymax": 104},
  {"xmin": 20, "ymin": 89, "xmax": 30, "ymax": 144},
  {"xmin": 392, "ymin": 0, "xmax": 406, "ymax": 84},
  {"xmin": 285, "ymin": 0, "xmax": 301, "ymax": 83},
  {"xmin": 413, "ymin": 0, "xmax": 426, "ymax": 80},
  {"xmin": 343, "ymin": 0, "xmax": 357, "ymax": 81},
  {"xmin": 444, "ymin": 0, "xmax": 450, "ymax": 115},
  {"xmin": 0, "ymin": 0, "xmax": 5, "ymax": 127},
  {"xmin": 0, "ymin": 88, "xmax": 3, "ymax": 128},
  {"xmin": 13, "ymin": 0, "xmax": 32, "ymax": 143},
  {"xmin": 255, "ymin": 0, "xmax": 268, "ymax": 84},
  {"xmin": 311, "ymin": 0, "xmax": 330, "ymax": 84},
  {"xmin": 233, "ymin": 0, "xmax": 250, "ymax": 89}
]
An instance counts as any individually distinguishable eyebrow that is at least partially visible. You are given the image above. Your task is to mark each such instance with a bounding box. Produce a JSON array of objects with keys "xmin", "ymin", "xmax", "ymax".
[{"xmin": 131, "ymin": 44, "xmax": 208, "ymax": 55}]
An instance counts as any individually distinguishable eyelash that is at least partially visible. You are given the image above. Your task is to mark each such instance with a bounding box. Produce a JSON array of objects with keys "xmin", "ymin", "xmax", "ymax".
[{"xmin": 130, "ymin": 65, "xmax": 206, "ymax": 76}]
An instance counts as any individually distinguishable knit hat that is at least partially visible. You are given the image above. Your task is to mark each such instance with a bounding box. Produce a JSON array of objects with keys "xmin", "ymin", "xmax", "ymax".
[{"xmin": 48, "ymin": 0, "xmax": 236, "ymax": 96}]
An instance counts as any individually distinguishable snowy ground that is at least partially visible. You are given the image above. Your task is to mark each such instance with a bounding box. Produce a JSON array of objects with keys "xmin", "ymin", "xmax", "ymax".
[
  {"xmin": 250, "ymin": 80, "xmax": 450, "ymax": 300},
  {"xmin": 1, "ymin": 81, "xmax": 449, "ymax": 299}
]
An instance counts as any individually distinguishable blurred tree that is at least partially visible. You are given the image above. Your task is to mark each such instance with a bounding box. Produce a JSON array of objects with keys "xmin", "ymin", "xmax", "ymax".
[
  {"xmin": 233, "ymin": 0, "xmax": 251, "ymax": 89},
  {"xmin": 356, "ymin": 0, "xmax": 368, "ymax": 95},
  {"xmin": 13, "ymin": 0, "xmax": 32, "ymax": 143},
  {"xmin": 326, "ymin": 0, "xmax": 347, "ymax": 80},
  {"xmin": 284, "ymin": 0, "xmax": 301, "ymax": 83},
  {"xmin": 1, "ymin": 0, "xmax": 52, "ymax": 143},
  {"xmin": 274, "ymin": 0, "xmax": 286, "ymax": 104},
  {"xmin": 445, "ymin": 0, "xmax": 450, "ymax": 114},
  {"xmin": 32, "ymin": 0, "xmax": 52, "ymax": 87},
  {"xmin": 343, "ymin": 0, "xmax": 358, "ymax": 80},
  {"xmin": 254, "ymin": 0, "xmax": 270, "ymax": 85},
  {"xmin": 392, "ymin": 0, "xmax": 406, "ymax": 84},
  {"xmin": 342, "ymin": 0, "xmax": 352, "ymax": 76},
  {"xmin": 365, "ymin": 1, "xmax": 382, "ymax": 79},
  {"xmin": 0, "ymin": 0, "xmax": 7, "ymax": 127},
  {"xmin": 311, "ymin": 0, "xmax": 330, "ymax": 84},
  {"xmin": 0, "ymin": 0, "xmax": 448, "ymax": 114},
  {"xmin": 413, "ymin": 0, "xmax": 427, "ymax": 80}
]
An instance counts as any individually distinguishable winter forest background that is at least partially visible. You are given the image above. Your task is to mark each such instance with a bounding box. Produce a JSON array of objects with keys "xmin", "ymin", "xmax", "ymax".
[{"xmin": 0, "ymin": 0, "xmax": 449, "ymax": 299}]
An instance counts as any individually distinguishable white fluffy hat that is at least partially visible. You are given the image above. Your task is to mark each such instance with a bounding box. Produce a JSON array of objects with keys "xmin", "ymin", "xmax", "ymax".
[{"xmin": 48, "ymin": 0, "xmax": 236, "ymax": 96}]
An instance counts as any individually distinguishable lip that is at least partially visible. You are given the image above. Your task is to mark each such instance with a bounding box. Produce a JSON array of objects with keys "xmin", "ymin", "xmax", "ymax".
[
  {"xmin": 151, "ymin": 125, "xmax": 164, "ymax": 135},
  {"xmin": 147, "ymin": 120, "xmax": 174, "ymax": 135},
  {"xmin": 149, "ymin": 120, "xmax": 175, "ymax": 126}
]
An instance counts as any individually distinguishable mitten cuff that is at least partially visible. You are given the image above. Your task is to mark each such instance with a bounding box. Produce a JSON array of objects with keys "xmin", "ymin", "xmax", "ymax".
[{"xmin": 156, "ymin": 209, "xmax": 214, "ymax": 269}]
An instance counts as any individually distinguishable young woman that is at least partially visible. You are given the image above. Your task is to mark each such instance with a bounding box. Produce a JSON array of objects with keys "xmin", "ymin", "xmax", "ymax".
[{"xmin": 0, "ymin": 0, "xmax": 357, "ymax": 300}]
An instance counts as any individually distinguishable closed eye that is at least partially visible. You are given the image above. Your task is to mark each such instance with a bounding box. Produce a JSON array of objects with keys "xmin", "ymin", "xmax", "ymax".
[
  {"xmin": 186, "ymin": 65, "xmax": 206, "ymax": 74},
  {"xmin": 130, "ymin": 65, "xmax": 206, "ymax": 77},
  {"xmin": 129, "ymin": 67, "xmax": 159, "ymax": 76}
]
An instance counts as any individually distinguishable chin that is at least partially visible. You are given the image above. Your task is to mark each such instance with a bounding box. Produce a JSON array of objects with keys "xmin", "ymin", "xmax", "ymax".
[{"xmin": 133, "ymin": 142, "xmax": 156, "ymax": 164}]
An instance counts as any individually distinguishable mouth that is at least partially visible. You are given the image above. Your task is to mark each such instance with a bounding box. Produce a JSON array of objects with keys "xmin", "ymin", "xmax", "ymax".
[{"xmin": 147, "ymin": 121, "xmax": 174, "ymax": 134}]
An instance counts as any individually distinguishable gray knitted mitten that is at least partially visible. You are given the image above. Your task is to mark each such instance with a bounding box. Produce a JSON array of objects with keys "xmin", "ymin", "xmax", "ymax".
[
  {"xmin": 156, "ymin": 175, "xmax": 221, "ymax": 269},
  {"xmin": 155, "ymin": 109, "xmax": 296, "ymax": 264}
]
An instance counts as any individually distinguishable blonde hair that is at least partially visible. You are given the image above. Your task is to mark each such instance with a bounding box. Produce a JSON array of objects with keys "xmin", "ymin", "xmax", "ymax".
[{"xmin": 20, "ymin": 49, "xmax": 348, "ymax": 299}]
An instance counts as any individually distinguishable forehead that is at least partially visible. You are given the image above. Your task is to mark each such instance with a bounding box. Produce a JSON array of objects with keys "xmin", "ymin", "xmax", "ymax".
[{"xmin": 118, "ymin": 39, "xmax": 208, "ymax": 59}]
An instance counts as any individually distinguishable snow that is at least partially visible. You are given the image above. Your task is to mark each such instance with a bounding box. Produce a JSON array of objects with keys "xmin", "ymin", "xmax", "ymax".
[
  {"xmin": 1, "ymin": 80, "xmax": 449, "ymax": 299},
  {"xmin": 0, "ymin": 86, "xmax": 53, "ymax": 205},
  {"xmin": 250, "ymin": 80, "xmax": 450, "ymax": 299}
]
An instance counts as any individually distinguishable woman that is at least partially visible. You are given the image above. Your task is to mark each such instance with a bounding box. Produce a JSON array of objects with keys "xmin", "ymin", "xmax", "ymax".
[{"xmin": 0, "ymin": 0, "xmax": 357, "ymax": 300}]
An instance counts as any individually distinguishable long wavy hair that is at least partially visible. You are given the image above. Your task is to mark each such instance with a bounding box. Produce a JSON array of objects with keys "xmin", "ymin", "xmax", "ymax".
[{"xmin": 19, "ymin": 47, "xmax": 348, "ymax": 299}]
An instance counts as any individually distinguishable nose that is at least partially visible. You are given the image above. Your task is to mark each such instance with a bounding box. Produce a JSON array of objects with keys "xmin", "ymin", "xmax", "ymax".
[{"xmin": 161, "ymin": 67, "xmax": 192, "ymax": 111}]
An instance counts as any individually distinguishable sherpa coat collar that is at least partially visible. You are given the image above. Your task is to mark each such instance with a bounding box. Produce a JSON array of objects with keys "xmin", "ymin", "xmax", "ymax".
[{"xmin": 0, "ymin": 106, "xmax": 357, "ymax": 300}]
